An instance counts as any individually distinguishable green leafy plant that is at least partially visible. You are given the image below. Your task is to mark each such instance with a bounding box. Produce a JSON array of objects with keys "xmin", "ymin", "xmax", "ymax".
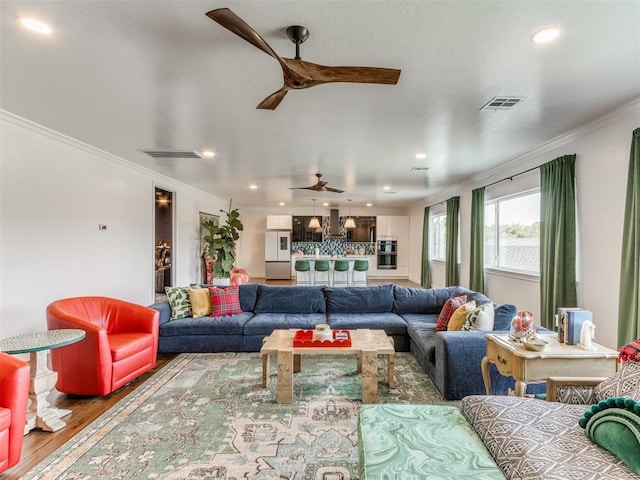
[{"xmin": 201, "ymin": 200, "xmax": 244, "ymax": 279}]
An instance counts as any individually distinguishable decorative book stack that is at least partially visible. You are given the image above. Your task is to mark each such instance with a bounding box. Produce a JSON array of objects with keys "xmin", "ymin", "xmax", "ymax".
[{"xmin": 557, "ymin": 308, "xmax": 593, "ymax": 345}]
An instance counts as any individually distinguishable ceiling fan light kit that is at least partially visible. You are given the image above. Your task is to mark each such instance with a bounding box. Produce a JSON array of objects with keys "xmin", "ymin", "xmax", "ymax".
[{"xmin": 206, "ymin": 8, "xmax": 401, "ymax": 110}]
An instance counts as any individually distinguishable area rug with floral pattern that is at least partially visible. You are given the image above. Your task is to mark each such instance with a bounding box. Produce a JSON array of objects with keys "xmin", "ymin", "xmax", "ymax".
[{"xmin": 24, "ymin": 352, "xmax": 453, "ymax": 480}]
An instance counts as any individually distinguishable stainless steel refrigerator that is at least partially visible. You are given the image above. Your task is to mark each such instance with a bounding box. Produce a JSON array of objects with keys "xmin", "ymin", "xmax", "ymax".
[{"xmin": 265, "ymin": 231, "xmax": 291, "ymax": 279}]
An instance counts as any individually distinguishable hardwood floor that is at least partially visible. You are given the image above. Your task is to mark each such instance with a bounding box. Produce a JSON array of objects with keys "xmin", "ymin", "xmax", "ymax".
[
  {"xmin": 6, "ymin": 278, "xmax": 421, "ymax": 478},
  {"xmin": 3, "ymin": 354, "xmax": 177, "ymax": 479}
]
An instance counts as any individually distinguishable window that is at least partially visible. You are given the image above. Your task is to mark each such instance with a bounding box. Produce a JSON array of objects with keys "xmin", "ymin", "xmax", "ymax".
[
  {"xmin": 485, "ymin": 190, "xmax": 540, "ymax": 274},
  {"xmin": 431, "ymin": 213, "xmax": 447, "ymax": 261}
]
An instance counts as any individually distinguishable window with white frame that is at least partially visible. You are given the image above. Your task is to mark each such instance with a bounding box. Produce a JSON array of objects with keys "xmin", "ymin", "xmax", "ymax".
[
  {"xmin": 431, "ymin": 212, "xmax": 447, "ymax": 261},
  {"xmin": 484, "ymin": 190, "xmax": 540, "ymax": 274}
]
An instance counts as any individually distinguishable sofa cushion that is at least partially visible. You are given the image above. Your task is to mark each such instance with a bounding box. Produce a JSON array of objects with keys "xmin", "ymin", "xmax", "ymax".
[
  {"xmin": 461, "ymin": 395, "xmax": 637, "ymax": 480},
  {"xmin": 447, "ymin": 301, "xmax": 477, "ymax": 331},
  {"xmin": 325, "ymin": 284, "xmax": 394, "ymax": 314},
  {"xmin": 436, "ymin": 295, "xmax": 468, "ymax": 331},
  {"xmin": 450, "ymin": 286, "xmax": 492, "ymax": 306},
  {"xmin": 327, "ymin": 313, "xmax": 407, "ymax": 335},
  {"xmin": 238, "ymin": 283, "xmax": 259, "ymax": 312},
  {"xmin": 165, "ymin": 286, "xmax": 191, "ymax": 320},
  {"xmin": 243, "ymin": 313, "xmax": 326, "ymax": 335},
  {"xmin": 462, "ymin": 303, "xmax": 495, "ymax": 331},
  {"xmin": 209, "ymin": 286, "xmax": 243, "ymax": 316},
  {"xmin": 254, "ymin": 285, "xmax": 326, "ymax": 314},
  {"xmin": 188, "ymin": 287, "xmax": 212, "ymax": 317},
  {"xmin": 493, "ymin": 304, "xmax": 517, "ymax": 331},
  {"xmin": 159, "ymin": 312, "xmax": 254, "ymax": 336},
  {"xmin": 594, "ymin": 361, "xmax": 640, "ymax": 402},
  {"xmin": 392, "ymin": 286, "xmax": 453, "ymax": 314},
  {"xmin": 579, "ymin": 397, "xmax": 640, "ymax": 475}
]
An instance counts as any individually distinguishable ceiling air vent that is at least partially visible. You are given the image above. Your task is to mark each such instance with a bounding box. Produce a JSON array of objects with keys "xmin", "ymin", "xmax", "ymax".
[
  {"xmin": 480, "ymin": 97, "xmax": 525, "ymax": 111},
  {"xmin": 140, "ymin": 150, "xmax": 204, "ymax": 159},
  {"xmin": 411, "ymin": 167, "xmax": 429, "ymax": 172}
]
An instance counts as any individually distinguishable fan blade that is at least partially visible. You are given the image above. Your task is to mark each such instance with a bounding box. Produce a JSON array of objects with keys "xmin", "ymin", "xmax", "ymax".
[
  {"xmin": 257, "ymin": 88, "xmax": 289, "ymax": 110},
  {"xmin": 289, "ymin": 185, "xmax": 322, "ymax": 191},
  {"xmin": 206, "ymin": 8, "xmax": 279, "ymax": 60},
  {"xmin": 324, "ymin": 186, "xmax": 345, "ymax": 193},
  {"xmin": 286, "ymin": 59, "xmax": 400, "ymax": 86}
]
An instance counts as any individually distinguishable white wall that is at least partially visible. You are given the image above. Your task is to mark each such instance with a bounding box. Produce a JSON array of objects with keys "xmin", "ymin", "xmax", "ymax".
[
  {"xmin": 0, "ymin": 112, "xmax": 227, "ymax": 338},
  {"xmin": 408, "ymin": 99, "xmax": 640, "ymax": 349}
]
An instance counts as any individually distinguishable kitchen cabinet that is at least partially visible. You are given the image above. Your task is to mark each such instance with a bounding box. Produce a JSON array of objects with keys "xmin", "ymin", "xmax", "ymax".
[
  {"xmin": 376, "ymin": 215, "xmax": 398, "ymax": 239},
  {"xmin": 266, "ymin": 214, "xmax": 292, "ymax": 230}
]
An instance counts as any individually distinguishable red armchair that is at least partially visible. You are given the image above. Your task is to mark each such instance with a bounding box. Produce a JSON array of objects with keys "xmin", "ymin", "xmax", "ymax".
[
  {"xmin": 0, "ymin": 352, "xmax": 30, "ymax": 473},
  {"xmin": 46, "ymin": 296, "xmax": 159, "ymax": 396}
]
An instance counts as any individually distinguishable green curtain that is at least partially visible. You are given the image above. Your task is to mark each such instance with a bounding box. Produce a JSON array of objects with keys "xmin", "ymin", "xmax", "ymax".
[
  {"xmin": 420, "ymin": 206, "xmax": 431, "ymax": 288},
  {"xmin": 446, "ymin": 196, "xmax": 460, "ymax": 286},
  {"xmin": 540, "ymin": 154, "xmax": 577, "ymax": 330},
  {"xmin": 618, "ymin": 128, "xmax": 640, "ymax": 346},
  {"xmin": 470, "ymin": 187, "xmax": 485, "ymax": 293}
]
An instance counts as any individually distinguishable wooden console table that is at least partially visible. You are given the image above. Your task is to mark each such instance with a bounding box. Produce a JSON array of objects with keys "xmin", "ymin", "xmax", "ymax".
[{"xmin": 481, "ymin": 333, "xmax": 617, "ymax": 396}]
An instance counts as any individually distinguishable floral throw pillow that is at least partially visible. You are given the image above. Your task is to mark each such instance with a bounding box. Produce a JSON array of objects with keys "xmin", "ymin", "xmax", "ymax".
[
  {"xmin": 462, "ymin": 302, "xmax": 495, "ymax": 331},
  {"xmin": 436, "ymin": 295, "xmax": 468, "ymax": 331},
  {"xmin": 594, "ymin": 361, "xmax": 640, "ymax": 402},
  {"xmin": 165, "ymin": 286, "xmax": 191, "ymax": 320},
  {"xmin": 209, "ymin": 285, "xmax": 243, "ymax": 317}
]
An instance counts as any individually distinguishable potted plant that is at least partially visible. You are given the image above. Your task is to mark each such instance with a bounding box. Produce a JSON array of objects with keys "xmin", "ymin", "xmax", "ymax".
[{"xmin": 201, "ymin": 199, "xmax": 244, "ymax": 284}]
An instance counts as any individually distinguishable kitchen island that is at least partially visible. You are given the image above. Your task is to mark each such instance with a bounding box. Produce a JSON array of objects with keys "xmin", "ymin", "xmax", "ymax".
[{"xmin": 291, "ymin": 255, "xmax": 371, "ymax": 286}]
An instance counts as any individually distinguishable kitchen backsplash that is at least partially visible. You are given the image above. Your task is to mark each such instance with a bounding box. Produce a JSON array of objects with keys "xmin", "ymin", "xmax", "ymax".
[{"xmin": 292, "ymin": 238, "xmax": 375, "ymax": 256}]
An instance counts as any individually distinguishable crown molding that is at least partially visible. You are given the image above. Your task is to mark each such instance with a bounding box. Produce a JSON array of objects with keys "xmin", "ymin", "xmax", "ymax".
[{"xmin": 0, "ymin": 109, "xmax": 222, "ymax": 202}]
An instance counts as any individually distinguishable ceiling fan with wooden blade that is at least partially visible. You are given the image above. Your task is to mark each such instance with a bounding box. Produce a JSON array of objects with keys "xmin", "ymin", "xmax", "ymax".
[
  {"xmin": 206, "ymin": 8, "xmax": 401, "ymax": 110},
  {"xmin": 290, "ymin": 173, "xmax": 344, "ymax": 193}
]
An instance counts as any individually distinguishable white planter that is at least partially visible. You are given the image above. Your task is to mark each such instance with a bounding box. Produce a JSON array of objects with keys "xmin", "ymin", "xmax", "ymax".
[{"xmin": 212, "ymin": 277, "xmax": 231, "ymax": 287}]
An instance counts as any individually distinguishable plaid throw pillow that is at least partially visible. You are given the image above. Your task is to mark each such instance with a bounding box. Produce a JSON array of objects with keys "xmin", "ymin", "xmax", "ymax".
[
  {"xmin": 619, "ymin": 339, "xmax": 640, "ymax": 363},
  {"xmin": 209, "ymin": 286, "xmax": 243, "ymax": 317},
  {"xmin": 436, "ymin": 295, "xmax": 468, "ymax": 331}
]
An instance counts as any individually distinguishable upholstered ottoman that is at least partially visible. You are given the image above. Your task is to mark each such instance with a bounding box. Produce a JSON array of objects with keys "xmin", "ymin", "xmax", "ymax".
[{"xmin": 358, "ymin": 404, "xmax": 504, "ymax": 479}]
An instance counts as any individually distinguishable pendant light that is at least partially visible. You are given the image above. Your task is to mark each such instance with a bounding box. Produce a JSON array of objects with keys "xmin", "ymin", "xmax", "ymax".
[
  {"xmin": 308, "ymin": 198, "xmax": 321, "ymax": 229},
  {"xmin": 344, "ymin": 199, "xmax": 356, "ymax": 229}
]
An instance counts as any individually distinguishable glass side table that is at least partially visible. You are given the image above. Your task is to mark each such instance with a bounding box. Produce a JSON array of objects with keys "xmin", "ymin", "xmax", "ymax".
[{"xmin": 0, "ymin": 329, "xmax": 86, "ymax": 434}]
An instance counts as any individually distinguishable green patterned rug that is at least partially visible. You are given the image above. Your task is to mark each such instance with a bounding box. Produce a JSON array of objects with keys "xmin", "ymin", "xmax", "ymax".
[{"xmin": 24, "ymin": 352, "xmax": 454, "ymax": 479}]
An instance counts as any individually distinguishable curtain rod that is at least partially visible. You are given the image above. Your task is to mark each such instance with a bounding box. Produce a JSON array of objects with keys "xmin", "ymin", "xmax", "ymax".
[
  {"xmin": 427, "ymin": 164, "xmax": 540, "ymax": 209},
  {"xmin": 482, "ymin": 164, "xmax": 539, "ymax": 189}
]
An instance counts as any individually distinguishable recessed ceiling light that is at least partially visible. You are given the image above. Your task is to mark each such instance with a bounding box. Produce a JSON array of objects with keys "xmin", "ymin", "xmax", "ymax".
[
  {"xmin": 249, "ymin": 184, "xmax": 258, "ymax": 190},
  {"xmin": 202, "ymin": 150, "xmax": 215, "ymax": 158},
  {"xmin": 19, "ymin": 18, "xmax": 52, "ymax": 34},
  {"xmin": 383, "ymin": 186, "xmax": 391, "ymax": 190},
  {"xmin": 531, "ymin": 27, "xmax": 560, "ymax": 44},
  {"xmin": 279, "ymin": 202, "xmax": 285, "ymax": 206},
  {"xmin": 366, "ymin": 203, "xmax": 373, "ymax": 207},
  {"xmin": 323, "ymin": 202, "xmax": 329, "ymax": 207},
  {"xmin": 415, "ymin": 153, "xmax": 427, "ymax": 159}
]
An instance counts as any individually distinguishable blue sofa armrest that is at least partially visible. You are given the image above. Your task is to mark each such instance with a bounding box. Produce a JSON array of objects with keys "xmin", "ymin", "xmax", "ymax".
[
  {"xmin": 149, "ymin": 301, "xmax": 172, "ymax": 326},
  {"xmin": 434, "ymin": 331, "xmax": 515, "ymax": 400}
]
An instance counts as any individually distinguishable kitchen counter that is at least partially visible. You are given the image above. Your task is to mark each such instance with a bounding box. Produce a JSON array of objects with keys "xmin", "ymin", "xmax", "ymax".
[{"xmin": 293, "ymin": 255, "xmax": 370, "ymax": 260}]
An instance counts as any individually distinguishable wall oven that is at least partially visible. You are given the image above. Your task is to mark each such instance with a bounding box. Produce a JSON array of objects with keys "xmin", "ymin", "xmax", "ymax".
[{"xmin": 377, "ymin": 240, "xmax": 397, "ymax": 270}]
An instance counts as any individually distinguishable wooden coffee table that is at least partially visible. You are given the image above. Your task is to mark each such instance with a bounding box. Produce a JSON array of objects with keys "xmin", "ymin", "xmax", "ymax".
[
  {"xmin": 482, "ymin": 333, "xmax": 618, "ymax": 396},
  {"xmin": 260, "ymin": 328, "xmax": 395, "ymax": 404}
]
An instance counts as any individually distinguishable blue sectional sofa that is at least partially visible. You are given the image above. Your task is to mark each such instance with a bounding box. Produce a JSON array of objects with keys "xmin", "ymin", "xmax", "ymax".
[{"xmin": 150, "ymin": 283, "xmax": 530, "ymax": 399}]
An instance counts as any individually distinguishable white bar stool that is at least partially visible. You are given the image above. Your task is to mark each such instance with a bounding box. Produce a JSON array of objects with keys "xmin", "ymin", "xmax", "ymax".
[
  {"xmin": 352, "ymin": 259, "xmax": 369, "ymax": 287},
  {"xmin": 295, "ymin": 260, "xmax": 312, "ymax": 286}
]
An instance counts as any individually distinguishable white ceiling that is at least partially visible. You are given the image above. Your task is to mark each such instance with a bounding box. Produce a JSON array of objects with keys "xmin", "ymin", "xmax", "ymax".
[{"xmin": 2, "ymin": 1, "xmax": 639, "ymax": 210}]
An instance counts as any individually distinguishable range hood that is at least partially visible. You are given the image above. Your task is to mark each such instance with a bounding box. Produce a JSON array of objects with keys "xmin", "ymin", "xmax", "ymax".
[{"xmin": 326, "ymin": 209, "xmax": 346, "ymax": 238}]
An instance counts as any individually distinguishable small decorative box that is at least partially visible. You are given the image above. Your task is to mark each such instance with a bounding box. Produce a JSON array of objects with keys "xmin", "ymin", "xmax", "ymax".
[{"xmin": 293, "ymin": 329, "xmax": 352, "ymax": 347}]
